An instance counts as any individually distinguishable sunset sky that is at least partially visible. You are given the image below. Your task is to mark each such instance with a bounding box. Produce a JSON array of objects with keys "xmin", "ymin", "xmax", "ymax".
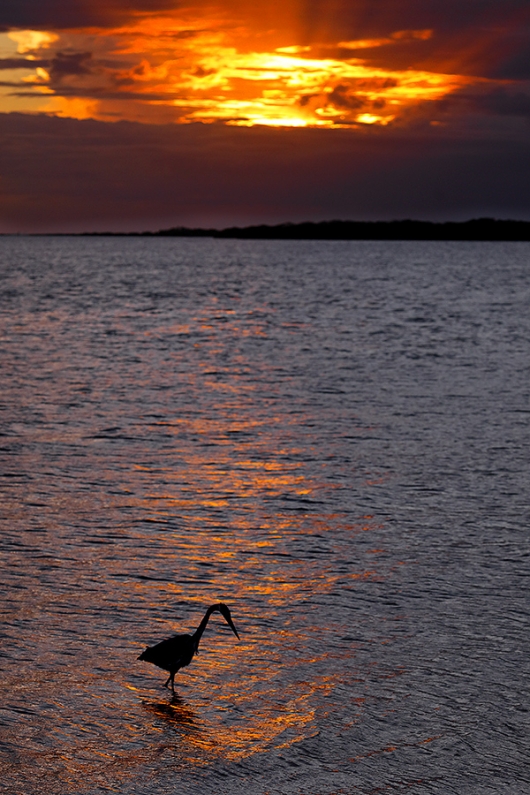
[{"xmin": 1, "ymin": 0, "xmax": 529, "ymax": 231}]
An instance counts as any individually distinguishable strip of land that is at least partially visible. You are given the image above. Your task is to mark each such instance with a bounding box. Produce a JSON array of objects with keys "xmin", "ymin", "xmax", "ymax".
[
  {"xmin": 6, "ymin": 219, "xmax": 526, "ymax": 240},
  {"xmin": 95, "ymin": 219, "xmax": 530, "ymax": 241}
]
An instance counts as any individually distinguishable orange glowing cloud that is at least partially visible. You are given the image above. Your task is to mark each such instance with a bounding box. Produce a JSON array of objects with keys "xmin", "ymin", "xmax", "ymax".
[
  {"xmin": 337, "ymin": 29, "xmax": 433, "ymax": 50},
  {"xmin": 0, "ymin": 3, "xmax": 517, "ymax": 128}
]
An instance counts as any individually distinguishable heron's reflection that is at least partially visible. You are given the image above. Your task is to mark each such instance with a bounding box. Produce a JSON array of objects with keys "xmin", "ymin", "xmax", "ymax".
[{"xmin": 143, "ymin": 694, "xmax": 197, "ymax": 733}]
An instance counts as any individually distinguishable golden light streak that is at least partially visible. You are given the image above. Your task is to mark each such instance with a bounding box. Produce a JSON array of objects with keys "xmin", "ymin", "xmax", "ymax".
[
  {"xmin": 338, "ymin": 29, "xmax": 433, "ymax": 49},
  {"xmin": 338, "ymin": 38, "xmax": 395, "ymax": 50}
]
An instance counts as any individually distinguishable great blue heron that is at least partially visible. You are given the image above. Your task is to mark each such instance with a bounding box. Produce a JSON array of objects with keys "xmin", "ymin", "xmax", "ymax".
[{"xmin": 138, "ymin": 603, "xmax": 240, "ymax": 692}]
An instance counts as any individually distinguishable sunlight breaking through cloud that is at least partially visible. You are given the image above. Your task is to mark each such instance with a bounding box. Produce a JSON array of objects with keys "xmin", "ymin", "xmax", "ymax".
[{"xmin": 0, "ymin": 14, "xmax": 493, "ymax": 127}]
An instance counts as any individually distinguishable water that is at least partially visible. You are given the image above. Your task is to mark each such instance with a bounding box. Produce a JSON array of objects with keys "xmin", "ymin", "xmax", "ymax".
[{"xmin": 0, "ymin": 236, "xmax": 528, "ymax": 795}]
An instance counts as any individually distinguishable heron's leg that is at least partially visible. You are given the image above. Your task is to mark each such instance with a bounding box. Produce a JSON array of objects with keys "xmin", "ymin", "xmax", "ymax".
[
  {"xmin": 164, "ymin": 674, "xmax": 171, "ymax": 688},
  {"xmin": 170, "ymin": 672, "xmax": 176, "ymax": 694}
]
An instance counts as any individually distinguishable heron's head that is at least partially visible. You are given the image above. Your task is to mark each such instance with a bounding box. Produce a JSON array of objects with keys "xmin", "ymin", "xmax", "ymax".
[{"xmin": 216, "ymin": 603, "xmax": 240, "ymax": 639}]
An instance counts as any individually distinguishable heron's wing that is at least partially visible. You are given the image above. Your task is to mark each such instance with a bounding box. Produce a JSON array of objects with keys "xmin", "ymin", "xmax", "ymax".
[{"xmin": 139, "ymin": 633, "xmax": 194, "ymax": 669}]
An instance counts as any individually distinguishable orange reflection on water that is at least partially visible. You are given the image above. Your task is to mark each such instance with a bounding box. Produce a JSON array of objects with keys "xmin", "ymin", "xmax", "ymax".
[
  {"xmin": 132, "ymin": 620, "xmax": 337, "ymax": 762},
  {"xmin": 0, "ymin": 304, "xmax": 398, "ymax": 771},
  {"xmin": 121, "ymin": 367, "xmax": 391, "ymax": 762}
]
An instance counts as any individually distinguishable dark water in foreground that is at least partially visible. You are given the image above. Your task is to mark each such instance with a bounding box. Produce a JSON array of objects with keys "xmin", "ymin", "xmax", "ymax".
[{"xmin": 0, "ymin": 237, "xmax": 528, "ymax": 795}]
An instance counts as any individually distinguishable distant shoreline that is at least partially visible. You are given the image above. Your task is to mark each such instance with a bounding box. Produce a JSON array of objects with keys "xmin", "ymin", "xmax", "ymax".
[{"xmin": 4, "ymin": 219, "xmax": 530, "ymax": 241}]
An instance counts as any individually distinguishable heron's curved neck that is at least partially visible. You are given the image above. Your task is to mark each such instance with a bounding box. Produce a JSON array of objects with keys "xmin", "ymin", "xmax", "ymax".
[{"xmin": 192, "ymin": 605, "xmax": 217, "ymax": 646}]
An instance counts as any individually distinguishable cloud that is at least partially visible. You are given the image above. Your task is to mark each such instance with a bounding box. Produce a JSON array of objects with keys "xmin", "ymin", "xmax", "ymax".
[
  {"xmin": 337, "ymin": 29, "xmax": 433, "ymax": 51},
  {"xmin": 1, "ymin": 2, "xmax": 528, "ymax": 128},
  {"xmin": 49, "ymin": 51, "xmax": 93, "ymax": 78},
  {"xmin": 0, "ymin": 57, "xmax": 50, "ymax": 69},
  {"xmin": 0, "ymin": 10, "xmax": 499, "ymax": 128},
  {"xmin": 482, "ymin": 35, "xmax": 530, "ymax": 81},
  {"xmin": 326, "ymin": 84, "xmax": 366, "ymax": 110},
  {"xmin": 0, "ymin": 0, "xmax": 178, "ymax": 29},
  {"xmin": 449, "ymin": 86, "xmax": 530, "ymax": 118},
  {"xmin": 1, "ymin": 111, "xmax": 529, "ymax": 232}
]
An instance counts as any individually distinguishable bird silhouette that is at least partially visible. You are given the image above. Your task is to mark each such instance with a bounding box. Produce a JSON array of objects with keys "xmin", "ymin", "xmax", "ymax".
[{"xmin": 138, "ymin": 603, "xmax": 240, "ymax": 692}]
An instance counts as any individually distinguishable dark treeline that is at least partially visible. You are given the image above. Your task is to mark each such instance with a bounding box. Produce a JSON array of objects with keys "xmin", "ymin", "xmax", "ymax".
[
  {"xmin": 146, "ymin": 218, "xmax": 530, "ymax": 241},
  {"xmin": 42, "ymin": 218, "xmax": 529, "ymax": 240}
]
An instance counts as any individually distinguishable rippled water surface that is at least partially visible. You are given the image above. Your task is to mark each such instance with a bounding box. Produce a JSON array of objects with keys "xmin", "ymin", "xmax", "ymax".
[{"xmin": 1, "ymin": 236, "xmax": 529, "ymax": 794}]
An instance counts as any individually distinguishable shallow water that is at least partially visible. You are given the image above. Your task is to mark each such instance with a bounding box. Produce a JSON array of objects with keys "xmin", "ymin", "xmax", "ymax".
[{"xmin": 0, "ymin": 236, "xmax": 528, "ymax": 794}]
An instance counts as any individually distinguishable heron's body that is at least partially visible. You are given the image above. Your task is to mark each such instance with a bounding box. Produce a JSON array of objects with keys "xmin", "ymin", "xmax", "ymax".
[
  {"xmin": 138, "ymin": 603, "xmax": 239, "ymax": 692},
  {"xmin": 138, "ymin": 632, "xmax": 196, "ymax": 673}
]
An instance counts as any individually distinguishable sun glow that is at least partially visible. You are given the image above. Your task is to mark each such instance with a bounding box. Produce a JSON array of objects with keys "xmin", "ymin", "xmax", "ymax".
[
  {"xmin": 7, "ymin": 29, "xmax": 59, "ymax": 53},
  {"xmin": 1, "ymin": 16, "xmax": 485, "ymax": 128}
]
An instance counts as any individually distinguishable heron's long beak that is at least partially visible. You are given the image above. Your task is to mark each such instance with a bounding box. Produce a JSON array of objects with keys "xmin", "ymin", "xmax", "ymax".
[
  {"xmin": 220, "ymin": 605, "xmax": 240, "ymax": 639},
  {"xmin": 227, "ymin": 616, "xmax": 240, "ymax": 640}
]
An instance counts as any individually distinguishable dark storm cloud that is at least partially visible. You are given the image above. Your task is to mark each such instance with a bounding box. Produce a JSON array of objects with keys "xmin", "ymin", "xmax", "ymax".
[
  {"xmin": 301, "ymin": 0, "xmax": 529, "ymax": 37},
  {"xmin": 0, "ymin": 58, "xmax": 50, "ymax": 69},
  {"xmin": 467, "ymin": 87, "xmax": 530, "ymax": 118},
  {"xmin": 11, "ymin": 89, "xmax": 176, "ymax": 101},
  {"xmin": 49, "ymin": 52, "xmax": 93, "ymax": 78},
  {"xmin": 0, "ymin": 0, "xmax": 178, "ymax": 29},
  {"xmin": 435, "ymin": 85, "xmax": 530, "ymax": 121},
  {"xmin": 1, "ymin": 112, "xmax": 529, "ymax": 232},
  {"xmin": 489, "ymin": 44, "xmax": 530, "ymax": 81},
  {"xmin": 299, "ymin": 1, "xmax": 530, "ymax": 84},
  {"xmin": 327, "ymin": 85, "xmax": 365, "ymax": 110}
]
